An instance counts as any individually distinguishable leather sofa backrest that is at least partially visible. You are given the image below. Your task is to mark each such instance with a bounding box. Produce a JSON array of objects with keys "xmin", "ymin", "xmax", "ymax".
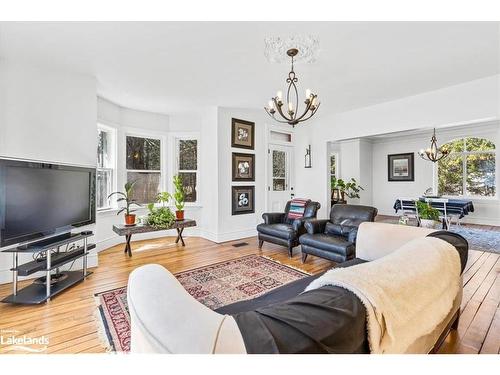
[
  {"xmin": 329, "ymin": 204, "xmax": 378, "ymax": 227},
  {"xmin": 284, "ymin": 200, "xmax": 321, "ymax": 224}
]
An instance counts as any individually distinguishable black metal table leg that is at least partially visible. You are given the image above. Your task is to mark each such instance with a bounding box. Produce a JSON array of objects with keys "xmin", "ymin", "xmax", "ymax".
[
  {"xmin": 125, "ymin": 234, "xmax": 132, "ymax": 257},
  {"xmin": 175, "ymin": 228, "xmax": 185, "ymax": 246}
]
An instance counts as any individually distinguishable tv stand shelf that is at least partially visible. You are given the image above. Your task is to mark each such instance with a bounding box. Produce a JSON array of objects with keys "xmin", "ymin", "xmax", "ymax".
[{"xmin": 1, "ymin": 232, "xmax": 94, "ymax": 305}]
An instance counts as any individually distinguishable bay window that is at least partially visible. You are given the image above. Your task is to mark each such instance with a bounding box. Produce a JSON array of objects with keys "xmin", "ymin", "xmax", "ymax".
[
  {"xmin": 96, "ymin": 124, "xmax": 116, "ymax": 210},
  {"xmin": 126, "ymin": 135, "xmax": 162, "ymax": 204},
  {"xmin": 175, "ymin": 138, "xmax": 199, "ymax": 203}
]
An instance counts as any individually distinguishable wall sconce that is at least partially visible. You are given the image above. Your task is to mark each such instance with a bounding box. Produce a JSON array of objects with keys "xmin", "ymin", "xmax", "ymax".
[{"xmin": 304, "ymin": 145, "xmax": 312, "ymax": 168}]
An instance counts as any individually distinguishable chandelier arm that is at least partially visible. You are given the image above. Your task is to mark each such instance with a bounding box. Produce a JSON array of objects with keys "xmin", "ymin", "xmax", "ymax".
[
  {"xmin": 274, "ymin": 97, "xmax": 292, "ymax": 122},
  {"xmin": 286, "ymin": 78, "xmax": 299, "ymax": 120},
  {"xmin": 296, "ymin": 103, "xmax": 320, "ymax": 123},
  {"xmin": 264, "ymin": 109, "xmax": 295, "ymax": 124},
  {"xmin": 292, "ymin": 100, "xmax": 314, "ymax": 123}
]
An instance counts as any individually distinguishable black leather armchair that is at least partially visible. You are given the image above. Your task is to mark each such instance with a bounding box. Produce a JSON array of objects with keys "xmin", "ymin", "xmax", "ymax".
[
  {"xmin": 300, "ymin": 204, "xmax": 378, "ymax": 263},
  {"xmin": 257, "ymin": 200, "xmax": 321, "ymax": 257}
]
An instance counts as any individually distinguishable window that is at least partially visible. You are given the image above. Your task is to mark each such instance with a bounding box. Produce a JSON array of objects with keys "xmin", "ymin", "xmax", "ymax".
[
  {"xmin": 96, "ymin": 125, "xmax": 116, "ymax": 210},
  {"xmin": 176, "ymin": 138, "xmax": 198, "ymax": 203},
  {"xmin": 126, "ymin": 135, "xmax": 162, "ymax": 204},
  {"xmin": 438, "ymin": 137, "xmax": 496, "ymax": 197},
  {"xmin": 272, "ymin": 150, "xmax": 287, "ymax": 191}
]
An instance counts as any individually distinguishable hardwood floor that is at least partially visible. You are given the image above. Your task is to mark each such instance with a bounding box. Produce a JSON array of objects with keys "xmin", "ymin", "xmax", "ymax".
[{"xmin": 0, "ymin": 233, "xmax": 498, "ymax": 354}]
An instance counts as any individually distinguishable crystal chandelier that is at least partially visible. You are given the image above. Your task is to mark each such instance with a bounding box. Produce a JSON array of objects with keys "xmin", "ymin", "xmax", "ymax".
[
  {"xmin": 418, "ymin": 128, "xmax": 449, "ymax": 163},
  {"xmin": 264, "ymin": 48, "xmax": 320, "ymax": 127}
]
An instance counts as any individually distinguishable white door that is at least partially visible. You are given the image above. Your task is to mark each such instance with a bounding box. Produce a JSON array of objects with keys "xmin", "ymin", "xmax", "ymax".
[{"xmin": 267, "ymin": 144, "xmax": 294, "ymax": 212}]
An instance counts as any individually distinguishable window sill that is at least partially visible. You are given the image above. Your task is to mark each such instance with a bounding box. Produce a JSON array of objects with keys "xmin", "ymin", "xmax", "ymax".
[{"xmin": 97, "ymin": 204, "xmax": 202, "ymax": 217}]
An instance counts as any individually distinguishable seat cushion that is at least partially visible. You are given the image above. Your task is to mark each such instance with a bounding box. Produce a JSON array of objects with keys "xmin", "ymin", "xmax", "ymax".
[
  {"xmin": 257, "ymin": 223, "xmax": 296, "ymax": 240},
  {"xmin": 300, "ymin": 233, "xmax": 354, "ymax": 257}
]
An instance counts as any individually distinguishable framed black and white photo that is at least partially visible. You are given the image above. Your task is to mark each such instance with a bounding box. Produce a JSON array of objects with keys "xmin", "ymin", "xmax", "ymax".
[
  {"xmin": 231, "ymin": 118, "xmax": 255, "ymax": 150},
  {"xmin": 388, "ymin": 153, "xmax": 415, "ymax": 181},
  {"xmin": 232, "ymin": 153, "xmax": 255, "ymax": 182},
  {"xmin": 231, "ymin": 186, "xmax": 255, "ymax": 215}
]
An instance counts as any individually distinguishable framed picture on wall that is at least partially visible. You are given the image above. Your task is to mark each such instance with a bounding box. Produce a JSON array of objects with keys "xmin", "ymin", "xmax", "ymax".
[
  {"xmin": 231, "ymin": 186, "xmax": 255, "ymax": 215},
  {"xmin": 388, "ymin": 153, "xmax": 415, "ymax": 181},
  {"xmin": 232, "ymin": 153, "xmax": 255, "ymax": 182},
  {"xmin": 231, "ymin": 118, "xmax": 255, "ymax": 150}
]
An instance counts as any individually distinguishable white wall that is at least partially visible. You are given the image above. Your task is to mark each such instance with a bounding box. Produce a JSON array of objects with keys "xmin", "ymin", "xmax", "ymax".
[
  {"xmin": 294, "ymin": 75, "xmax": 500, "ymax": 216},
  {"xmin": 215, "ymin": 107, "xmax": 267, "ymax": 242},
  {"xmin": 0, "ymin": 61, "xmax": 97, "ymax": 284}
]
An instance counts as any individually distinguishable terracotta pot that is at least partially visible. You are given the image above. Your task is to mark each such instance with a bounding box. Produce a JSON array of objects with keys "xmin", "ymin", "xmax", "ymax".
[
  {"xmin": 175, "ymin": 210, "xmax": 184, "ymax": 221},
  {"xmin": 124, "ymin": 214, "xmax": 136, "ymax": 225}
]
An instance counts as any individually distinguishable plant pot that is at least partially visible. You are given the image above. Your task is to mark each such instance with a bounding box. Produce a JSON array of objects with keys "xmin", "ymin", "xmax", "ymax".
[
  {"xmin": 175, "ymin": 210, "xmax": 184, "ymax": 221},
  {"xmin": 124, "ymin": 214, "xmax": 136, "ymax": 225},
  {"xmin": 420, "ymin": 219, "xmax": 437, "ymax": 228}
]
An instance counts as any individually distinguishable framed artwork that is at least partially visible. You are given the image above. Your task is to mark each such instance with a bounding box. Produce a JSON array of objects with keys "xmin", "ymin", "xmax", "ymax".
[
  {"xmin": 388, "ymin": 153, "xmax": 415, "ymax": 181},
  {"xmin": 231, "ymin": 118, "xmax": 255, "ymax": 150},
  {"xmin": 232, "ymin": 153, "xmax": 255, "ymax": 182},
  {"xmin": 231, "ymin": 186, "xmax": 255, "ymax": 215}
]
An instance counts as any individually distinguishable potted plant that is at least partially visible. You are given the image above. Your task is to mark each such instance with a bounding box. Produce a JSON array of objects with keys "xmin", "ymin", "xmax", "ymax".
[
  {"xmin": 146, "ymin": 192, "xmax": 175, "ymax": 229},
  {"xmin": 416, "ymin": 200, "xmax": 440, "ymax": 228},
  {"xmin": 108, "ymin": 181, "xmax": 141, "ymax": 225},
  {"xmin": 331, "ymin": 177, "xmax": 364, "ymax": 203},
  {"xmin": 172, "ymin": 174, "xmax": 185, "ymax": 221}
]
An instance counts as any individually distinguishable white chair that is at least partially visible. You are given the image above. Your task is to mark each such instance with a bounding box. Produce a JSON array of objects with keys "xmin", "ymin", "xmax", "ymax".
[
  {"xmin": 424, "ymin": 198, "xmax": 451, "ymax": 230},
  {"xmin": 397, "ymin": 198, "xmax": 420, "ymax": 226}
]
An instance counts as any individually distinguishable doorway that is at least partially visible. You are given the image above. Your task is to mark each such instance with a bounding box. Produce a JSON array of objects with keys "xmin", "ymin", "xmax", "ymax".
[{"xmin": 267, "ymin": 144, "xmax": 295, "ymax": 212}]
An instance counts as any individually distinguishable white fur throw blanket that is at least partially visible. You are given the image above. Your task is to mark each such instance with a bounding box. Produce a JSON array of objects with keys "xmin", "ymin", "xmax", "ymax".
[{"xmin": 305, "ymin": 237, "xmax": 461, "ymax": 353}]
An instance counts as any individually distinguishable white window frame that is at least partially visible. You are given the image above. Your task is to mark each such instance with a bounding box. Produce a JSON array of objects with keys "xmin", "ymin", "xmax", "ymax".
[
  {"xmin": 172, "ymin": 134, "xmax": 200, "ymax": 206},
  {"xmin": 435, "ymin": 137, "xmax": 497, "ymax": 200},
  {"xmin": 124, "ymin": 129, "xmax": 165, "ymax": 205},
  {"xmin": 97, "ymin": 123, "xmax": 117, "ymax": 211}
]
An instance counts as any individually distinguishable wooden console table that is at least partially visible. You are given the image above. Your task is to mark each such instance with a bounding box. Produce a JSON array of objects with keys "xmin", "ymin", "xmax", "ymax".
[{"xmin": 112, "ymin": 219, "xmax": 197, "ymax": 257}]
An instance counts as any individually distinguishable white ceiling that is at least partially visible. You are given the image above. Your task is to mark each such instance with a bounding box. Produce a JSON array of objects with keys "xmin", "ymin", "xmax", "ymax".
[{"xmin": 0, "ymin": 22, "xmax": 498, "ymax": 115}]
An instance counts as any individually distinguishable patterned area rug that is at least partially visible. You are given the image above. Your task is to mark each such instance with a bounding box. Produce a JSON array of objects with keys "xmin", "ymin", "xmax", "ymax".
[{"xmin": 95, "ymin": 255, "xmax": 311, "ymax": 352}]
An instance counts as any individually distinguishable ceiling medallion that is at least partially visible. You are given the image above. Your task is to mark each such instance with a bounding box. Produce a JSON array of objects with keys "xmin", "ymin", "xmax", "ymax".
[
  {"xmin": 264, "ymin": 48, "xmax": 320, "ymax": 127},
  {"xmin": 418, "ymin": 128, "xmax": 449, "ymax": 163},
  {"xmin": 264, "ymin": 35, "xmax": 319, "ymax": 63}
]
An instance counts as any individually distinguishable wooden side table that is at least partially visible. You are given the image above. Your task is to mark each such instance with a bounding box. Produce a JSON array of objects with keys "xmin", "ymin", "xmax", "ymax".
[{"xmin": 112, "ymin": 219, "xmax": 197, "ymax": 257}]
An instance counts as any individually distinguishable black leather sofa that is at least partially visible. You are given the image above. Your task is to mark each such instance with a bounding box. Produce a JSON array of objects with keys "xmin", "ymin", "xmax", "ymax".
[
  {"xmin": 300, "ymin": 204, "xmax": 378, "ymax": 263},
  {"xmin": 257, "ymin": 200, "xmax": 321, "ymax": 257}
]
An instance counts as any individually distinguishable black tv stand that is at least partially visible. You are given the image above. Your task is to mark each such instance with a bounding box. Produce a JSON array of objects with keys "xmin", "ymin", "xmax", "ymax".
[{"xmin": 1, "ymin": 232, "xmax": 94, "ymax": 305}]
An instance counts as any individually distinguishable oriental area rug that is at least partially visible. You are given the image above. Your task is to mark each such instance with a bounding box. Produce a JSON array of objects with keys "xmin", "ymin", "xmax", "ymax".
[{"xmin": 95, "ymin": 255, "xmax": 310, "ymax": 352}]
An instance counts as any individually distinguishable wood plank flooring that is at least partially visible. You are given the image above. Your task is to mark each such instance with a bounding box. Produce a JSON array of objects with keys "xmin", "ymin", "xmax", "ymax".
[{"xmin": 0, "ymin": 230, "xmax": 498, "ymax": 354}]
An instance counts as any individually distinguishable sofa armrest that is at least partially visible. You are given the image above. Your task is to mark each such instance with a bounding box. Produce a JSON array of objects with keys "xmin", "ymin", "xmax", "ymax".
[
  {"xmin": 292, "ymin": 218, "xmax": 308, "ymax": 233},
  {"xmin": 347, "ymin": 227, "xmax": 358, "ymax": 244},
  {"xmin": 262, "ymin": 212, "xmax": 286, "ymax": 224},
  {"xmin": 304, "ymin": 219, "xmax": 329, "ymax": 234}
]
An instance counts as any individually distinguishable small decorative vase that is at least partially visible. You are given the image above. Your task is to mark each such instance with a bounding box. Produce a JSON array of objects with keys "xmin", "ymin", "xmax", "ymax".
[
  {"xmin": 175, "ymin": 210, "xmax": 184, "ymax": 221},
  {"xmin": 125, "ymin": 214, "xmax": 136, "ymax": 225}
]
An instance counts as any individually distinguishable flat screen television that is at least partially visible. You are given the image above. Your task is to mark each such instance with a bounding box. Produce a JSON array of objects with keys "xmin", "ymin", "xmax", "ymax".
[{"xmin": 0, "ymin": 158, "xmax": 96, "ymax": 248}]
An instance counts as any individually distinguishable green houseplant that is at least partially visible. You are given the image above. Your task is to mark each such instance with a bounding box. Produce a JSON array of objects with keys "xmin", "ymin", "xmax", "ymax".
[
  {"xmin": 173, "ymin": 174, "xmax": 186, "ymax": 220},
  {"xmin": 108, "ymin": 181, "xmax": 141, "ymax": 225},
  {"xmin": 416, "ymin": 200, "xmax": 440, "ymax": 228},
  {"xmin": 331, "ymin": 177, "xmax": 364, "ymax": 203},
  {"xmin": 146, "ymin": 192, "xmax": 175, "ymax": 229}
]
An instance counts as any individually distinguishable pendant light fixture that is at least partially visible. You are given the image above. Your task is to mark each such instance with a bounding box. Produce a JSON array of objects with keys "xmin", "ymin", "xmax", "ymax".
[
  {"xmin": 264, "ymin": 48, "xmax": 320, "ymax": 127},
  {"xmin": 418, "ymin": 128, "xmax": 449, "ymax": 163}
]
